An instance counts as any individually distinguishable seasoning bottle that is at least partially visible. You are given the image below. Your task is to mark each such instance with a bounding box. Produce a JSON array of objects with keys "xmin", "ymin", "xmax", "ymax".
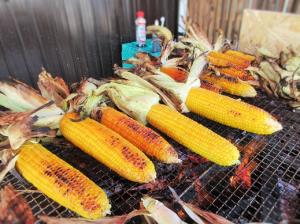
[{"xmin": 135, "ymin": 11, "xmax": 146, "ymax": 47}]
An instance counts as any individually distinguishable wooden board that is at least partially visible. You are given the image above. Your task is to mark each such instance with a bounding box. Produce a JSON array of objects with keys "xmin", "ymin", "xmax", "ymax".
[{"xmin": 239, "ymin": 9, "xmax": 300, "ymax": 57}]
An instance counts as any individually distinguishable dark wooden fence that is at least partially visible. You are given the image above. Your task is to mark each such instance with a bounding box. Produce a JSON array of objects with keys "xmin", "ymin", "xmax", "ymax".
[{"xmin": 0, "ymin": 0, "xmax": 179, "ymax": 85}]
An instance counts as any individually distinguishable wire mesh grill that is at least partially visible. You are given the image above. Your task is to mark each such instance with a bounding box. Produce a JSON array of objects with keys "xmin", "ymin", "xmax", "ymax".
[
  {"xmin": 1, "ymin": 91, "xmax": 299, "ymax": 223},
  {"xmin": 181, "ymin": 92, "xmax": 300, "ymax": 223}
]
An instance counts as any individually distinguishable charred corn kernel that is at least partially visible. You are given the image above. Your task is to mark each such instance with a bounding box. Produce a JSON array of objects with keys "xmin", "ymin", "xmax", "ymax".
[
  {"xmin": 16, "ymin": 143, "xmax": 110, "ymax": 219},
  {"xmin": 186, "ymin": 88, "xmax": 282, "ymax": 134},
  {"xmin": 200, "ymin": 80, "xmax": 222, "ymax": 93},
  {"xmin": 224, "ymin": 50, "xmax": 255, "ymax": 62},
  {"xmin": 200, "ymin": 73, "xmax": 257, "ymax": 97},
  {"xmin": 147, "ymin": 104, "xmax": 239, "ymax": 166},
  {"xmin": 217, "ymin": 67, "xmax": 255, "ymax": 81},
  {"xmin": 60, "ymin": 113, "xmax": 156, "ymax": 183},
  {"xmin": 99, "ymin": 107, "xmax": 180, "ymax": 163},
  {"xmin": 160, "ymin": 66, "xmax": 187, "ymax": 82},
  {"xmin": 208, "ymin": 51, "xmax": 250, "ymax": 68}
]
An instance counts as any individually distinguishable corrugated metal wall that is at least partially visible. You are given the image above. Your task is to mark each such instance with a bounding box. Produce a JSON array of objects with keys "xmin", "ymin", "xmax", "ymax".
[
  {"xmin": 0, "ymin": 0, "xmax": 178, "ymax": 85},
  {"xmin": 188, "ymin": 0, "xmax": 300, "ymax": 44}
]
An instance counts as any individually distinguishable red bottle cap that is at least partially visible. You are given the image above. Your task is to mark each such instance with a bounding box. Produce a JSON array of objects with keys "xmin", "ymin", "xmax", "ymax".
[{"xmin": 136, "ymin": 11, "xmax": 144, "ymax": 18}]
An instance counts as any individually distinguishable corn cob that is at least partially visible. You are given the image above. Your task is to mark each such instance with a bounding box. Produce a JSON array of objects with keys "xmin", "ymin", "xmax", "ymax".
[
  {"xmin": 186, "ymin": 88, "xmax": 282, "ymax": 134},
  {"xmin": 224, "ymin": 50, "xmax": 255, "ymax": 62},
  {"xmin": 200, "ymin": 72, "xmax": 257, "ymax": 97},
  {"xmin": 60, "ymin": 113, "xmax": 156, "ymax": 183},
  {"xmin": 160, "ymin": 66, "xmax": 187, "ymax": 82},
  {"xmin": 208, "ymin": 51, "xmax": 250, "ymax": 69},
  {"xmin": 98, "ymin": 106, "xmax": 180, "ymax": 163},
  {"xmin": 146, "ymin": 104, "xmax": 239, "ymax": 166},
  {"xmin": 217, "ymin": 67, "xmax": 255, "ymax": 81},
  {"xmin": 16, "ymin": 143, "xmax": 110, "ymax": 219},
  {"xmin": 200, "ymin": 80, "xmax": 222, "ymax": 93}
]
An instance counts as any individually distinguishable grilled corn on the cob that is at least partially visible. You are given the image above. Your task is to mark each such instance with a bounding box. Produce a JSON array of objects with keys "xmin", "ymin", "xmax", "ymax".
[
  {"xmin": 16, "ymin": 143, "xmax": 110, "ymax": 219},
  {"xmin": 208, "ymin": 51, "xmax": 250, "ymax": 69},
  {"xmin": 200, "ymin": 80, "xmax": 222, "ymax": 93},
  {"xmin": 60, "ymin": 113, "xmax": 156, "ymax": 183},
  {"xmin": 224, "ymin": 50, "xmax": 255, "ymax": 62},
  {"xmin": 98, "ymin": 106, "xmax": 180, "ymax": 163},
  {"xmin": 200, "ymin": 72, "xmax": 257, "ymax": 97},
  {"xmin": 146, "ymin": 104, "xmax": 239, "ymax": 166},
  {"xmin": 186, "ymin": 88, "xmax": 282, "ymax": 134},
  {"xmin": 217, "ymin": 67, "xmax": 254, "ymax": 81}
]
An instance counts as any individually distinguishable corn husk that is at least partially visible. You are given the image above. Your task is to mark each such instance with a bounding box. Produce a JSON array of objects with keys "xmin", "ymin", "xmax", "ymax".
[
  {"xmin": 115, "ymin": 70, "xmax": 177, "ymax": 110},
  {"xmin": 180, "ymin": 38, "xmax": 210, "ymax": 55},
  {"xmin": 251, "ymin": 49, "xmax": 300, "ymax": 109},
  {"xmin": 145, "ymin": 72, "xmax": 199, "ymax": 112},
  {"xmin": 160, "ymin": 41, "xmax": 176, "ymax": 65},
  {"xmin": 183, "ymin": 17, "xmax": 212, "ymax": 53},
  {"xmin": 213, "ymin": 30, "xmax": 227, "ymax": 52},
  {"xmin": 145, "ymin": 56, "xmax": 205, "ymax": 112},
  {"xmin": 0, "ymin": 80, "xmax": 48, "ymax": 112},
  {"xmin": 142, "ymin": 196, "xmax": 187, "ymax": 224},
  {"xmin": 77, "ymin": 79, "xmax": 98, "ymax": 95},
  {"xmin": 0, "ymin": 155, "xmax": 18, "ymax": 182},
  {"xmin": 1, "ymin": 102, "xmax": 58, "ymax": 149},
  {"xmin": 257, "ymin": 47, "xmax": 277, "ymax": 59},
  {"xmin": 0, "ymin": 103, "xmax": 63, "ymax": 130},
  {"xmin": 125, "ymin": 53, "xmax": 205, "ymax": 112},
  {"xmin": 94, "ymin": 82, "xmax": 160, "ymax": 124},
  {"xmin": 147, "ymin": 25, "xmax": 173, "ymax": 45},
  {"xmin": 0, "ymin": 111, "xmax": 28, "ymax": 127},
  {"xmin": 261, "ymin": 61, "xmax": 281, "ymax": 83},
  {"xmin": 0, "ymin": 79, "xmax": 64, "ymax": 129},
  {"xmin": 61, "ymin": 93, "xmax": 81, "ymax": 112},
  {"xmin": 0, "ymin": 185, "xmax": 36, "ymax": 223},
  {"xmin": 37, "ymin": 68, "xmax": 70, "ymax": 107},
  {"xmin": 284, "ymin": 56, "xmax": 300, "ymax": 73}
]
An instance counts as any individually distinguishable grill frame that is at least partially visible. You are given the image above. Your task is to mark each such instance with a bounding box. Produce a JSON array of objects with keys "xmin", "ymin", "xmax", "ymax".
[{"xmin": 1, "ymin": 91, "xmax": 299, "ymax": 223}]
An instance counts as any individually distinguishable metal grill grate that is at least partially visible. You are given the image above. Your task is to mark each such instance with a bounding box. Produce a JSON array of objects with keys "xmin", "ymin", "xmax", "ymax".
[
  {"xmin": 1, "ymin": 91, "xmax": 299, "ymax": 223},
  {"xmin": 180, "ymin": 92, "xmax": 300, "ymax": 223}
]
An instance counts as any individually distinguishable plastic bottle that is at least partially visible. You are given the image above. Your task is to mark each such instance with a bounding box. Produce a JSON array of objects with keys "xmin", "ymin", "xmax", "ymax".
[{"xmin": 135, "ymin": 11, "xmax": 146, "ymax": 47}]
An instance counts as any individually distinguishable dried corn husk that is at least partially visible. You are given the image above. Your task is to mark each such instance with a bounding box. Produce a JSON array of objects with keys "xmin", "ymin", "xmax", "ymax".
[
  {"xmin": 142, "ymin": 196, "xmax": 187, "ymax": 224},
  {"xmin": 94, "ymin": 82, "xmax": 160, "ymax": 124},
  {"xmin": 147, "ymin": 25, "xmax": 173, "ymax": 45},
  {"xmin": 251, "ymin": 48, "xmax": 300, "ymax": 110},
  {"xmin": 0, "ymin": 80, "xmax": 48, "ymax": 112},
  {"xmin": 37, "ymin": 68, "xmax": 70, "ymax": 107}
]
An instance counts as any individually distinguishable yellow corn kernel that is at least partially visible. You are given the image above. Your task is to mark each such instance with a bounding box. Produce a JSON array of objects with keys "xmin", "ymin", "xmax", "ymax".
[
  {"xmin": 224, "ymin": 50, "xmax": 255, "ymax": 62},
  {"xmin": 208, "ymin": 51, "xmax": 250, "ymax": 68},
  {"xmin": 16, "ymin": 143, "xmax": 110, "ymax": 219},
  {"xmin": 217, "ymin": 67, "xmax": 254, "ymax": 81},
  {"xmin": 200, "ymin": 72, "xmax": 257, "ymax": 97},
  {"xmin": 60, "ymin": 113, "xmax": 156, "ymax": 183},
  {"xmin": 200, "ymin": 80, "xmax": 222, "ymax": 93},
  {"xmin": 99, "ymin": 107, "xmax": 180, "ymax": 163},
  {"xmin": 186, "ymin": 88, "xmax": 282, "ymax": 134},
  {"xmin": 146, "ymin": 104, "xmax": 239, "ymax": 166}
]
